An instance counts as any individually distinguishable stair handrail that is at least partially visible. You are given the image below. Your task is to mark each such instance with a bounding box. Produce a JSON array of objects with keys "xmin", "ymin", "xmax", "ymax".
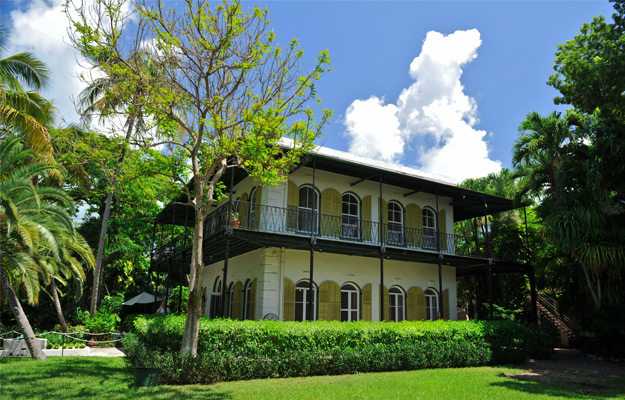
[{"xmin": 536, "ymin": 293, "xmax": 581, "ymax": 334}]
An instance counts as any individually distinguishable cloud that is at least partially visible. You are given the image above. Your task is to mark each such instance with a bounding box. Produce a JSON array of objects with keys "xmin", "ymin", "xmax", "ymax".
[
  {"xmin": 344, "ymin": 29, "xmax": 501, "ymax": 183},
  {"xmin": 8, "ymin": 0, "xmax": 89, "ymax": 125},
  {"xmin": 8, "ymin": 0, "xmax": 137, "ymax": 128},
  {"xmin": 344, "ymin": 97, "xmax": 403, "ymax": 162}
]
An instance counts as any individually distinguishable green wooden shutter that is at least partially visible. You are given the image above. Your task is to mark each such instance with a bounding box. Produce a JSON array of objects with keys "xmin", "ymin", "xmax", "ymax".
[
  {"xmin": 318, "ymin": 281, "xmax": 340, "ymax": 321},
  {"xmin": 320, "ymin": 188, "xmax": 341, "ymax": 237},
  {"xmin": 287, "ymin": 181, "xmax": 298, "ymax": 231},
  {"xmin": 361, "ymin": 284, "xmax": 372, "ymax": 321},
  {"xmin": 442, "ymin": 288, "xmax": 449, "ymax": 320},
  {"xmin": 254, "ymin": 187, "xmax": 263, "ymax": 229},
  {"xmin": 249, "ymin": 279, "xmax": 257, "ymax": 320},
  {"xmin": 438, "ymin": 209, "xmax": 447, "ymax": 251},
  {"xmin": 405, "ymin": 204, "xmax": 422, "ymax": 247},
  {"xmin": 361, "ymin": 196, "xmax": 372, "ymax": 241},
  {"xmin": 239, "ymin": 193, "xmax": 249, "ymax": 229},
  {"xmin": 381, "ymin": 285, "xmax": 389, "ymax": 321},
  {"xmin": 231, "ymin": 281, "xmax": 243, "ymax": 320},
  {"xmin": 283, "ymin": 278, "xmax": 295, "ymax": 321},
  {"xmin": 407, "ymin": 286, "xmax": 425, "ymax": 321},
  {"xmin": 378, "ymin": 198, "xmax": 388, "ymax": 243}
]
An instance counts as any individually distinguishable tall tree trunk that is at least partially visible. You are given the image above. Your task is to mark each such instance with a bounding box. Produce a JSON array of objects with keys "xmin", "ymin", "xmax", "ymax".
[
  {"xmin": 0, "ymin": 264, "xmax": 47, "ymax": 360},
  {"xmin": 50, "ymin": 279, "xmax": 67, "ymax": 332},
  {"xmin": 179, "ymin": 211, "xmax": 205, "ymax": 357},
  {"xmin": 90, "ymin": 115, "xmax": 135, "ymax": 316}
]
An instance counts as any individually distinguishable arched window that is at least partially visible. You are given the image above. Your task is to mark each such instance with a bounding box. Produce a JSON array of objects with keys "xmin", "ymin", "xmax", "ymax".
[
  {"xmin": 422, "ymin": 207, "xmax": 437, "ymax": 249},
  {"xmin": 389, "ymin": 286, "xmax": 405, "ymax": 322},
  {"xmin": 243, "ymin": 279, "xmax": 253, "ymax": 320},
  {"xmin": 298, "ymin": 186, "xmax": 319, "ymax": 233},
  {"xmin": 295, "ymin": 280, "xmax": 317, "ymax": 321},
  {"xmin": 249, "ymin": 187, "xmax": 257, "ymax": 228},
  {"xmin": 425, "ymin": 289, "xmax": 439, "ymax": 320},
  {"xmin": 209, "ymin": 277, "xmax": 222, "ymax": 318},
  {"xmin": 388, "ymin": 201, "xmax": 404, "ymax": 245},
  {"xmin": 341, "ymin": 283, "xmax": 360, "ymax": 321},
  {"xmin": 342, "ymin": 193, "xmax": 360, "ymax": 239}
]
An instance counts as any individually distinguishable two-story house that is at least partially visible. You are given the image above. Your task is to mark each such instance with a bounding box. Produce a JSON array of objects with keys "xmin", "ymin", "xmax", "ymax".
[{"xmin": 151, "ymin": 146, "xmax": 535, "ymax": 322}]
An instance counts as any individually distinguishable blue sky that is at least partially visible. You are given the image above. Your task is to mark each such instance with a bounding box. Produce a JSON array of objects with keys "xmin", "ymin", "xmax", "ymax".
[{"xmin": 3, "ymin": 0, "xmax": 616, "ymax": 182}]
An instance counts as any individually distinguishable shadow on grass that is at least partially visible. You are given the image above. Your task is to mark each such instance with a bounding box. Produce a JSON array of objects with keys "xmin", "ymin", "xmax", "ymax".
[
  {"xmin": 491, "ymin": 369, "xmax": 625, "ymax": 399},
  {"xmin": 0, "ymin": 357, "xmax": 233, "ymax": 400}
]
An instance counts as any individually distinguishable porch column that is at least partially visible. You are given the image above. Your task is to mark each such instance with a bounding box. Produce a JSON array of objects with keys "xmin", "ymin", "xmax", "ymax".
[
  {"xmin": 221, "ymin": 163, "xmax": 235, "ymax": 317},
  {"xmin": 436, "ymin": 188, "xmax": 443, "ymax": 319},
  {"xmin": 154, "ymin": 223, "xmax": 164, "ymax": 304},
  {"xmin": 484, "ymin": 201, "xmax": 493, "ymax": 320},
  {"xmin": 308, "ymin": 159, "xmax": 316, "ymax": 320},
  {"xmin": 379, "ymin": 175, "xmax": 385, "ymax": 321},
  {"xmin": 147, "ymin": 220, "xmax": 157, "ymax": 294}
]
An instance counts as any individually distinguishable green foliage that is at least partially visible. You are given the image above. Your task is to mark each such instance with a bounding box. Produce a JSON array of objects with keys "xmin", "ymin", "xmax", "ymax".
[
  {"xmin": 167, "ymin": 286, "xmax": 188, "ymax": 313},
  {"xmin": 84, "ymin": 312, "xmax": 120, "ymax": 334},
  {"xmin": 99, "ymin": 292, "xmax": 124, "ymax": 315},
  {"xmin": 125, "ymin": 315, "xmax": 554, "ymax": 384},
  {"xmin": 40, "ymin": 324, "xmax": 87, "ymax": 349}
]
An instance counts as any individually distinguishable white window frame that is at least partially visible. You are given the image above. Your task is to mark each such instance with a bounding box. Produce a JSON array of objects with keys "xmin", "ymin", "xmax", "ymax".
[
  {"xmin": 388, "ymin": 201, "xmax": 404, "ymax": 245},
  {"xmin": 298, "ymin": 185, "xmax": 319, "ymax": 234},
  {"xmin": 210, "ymin": 277, "xmax": 222, "ymax": 318},
  {"xmin": 422, "ymin": 207, "xmax": 437, "ymax": 249},
  {"xmin": 243, "ymin": 279, "xmax": 253, "ymax": 320},
  {"xmin": 425, "ymin": 288, "xmax": 439, "ymax": 320},
  {"xmin": 342, "ymin": 193, "xmax": 360, "ymax": 239},
  {"xmin": 389, "ymin": 286, "xmax": 405, "ymax": 322},
  {"xmin": 340, "ymin": 283, "xmax": 360, "ymax": 321},
  {"xmin": 295, "ymin": 280, "xmax": 317, "ymax": 321}
]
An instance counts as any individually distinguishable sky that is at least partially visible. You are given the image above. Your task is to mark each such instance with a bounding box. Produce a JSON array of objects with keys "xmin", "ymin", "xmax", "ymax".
[{"xmin": 2, "ymin": 0, "xmax": 616, "ymax": 183}]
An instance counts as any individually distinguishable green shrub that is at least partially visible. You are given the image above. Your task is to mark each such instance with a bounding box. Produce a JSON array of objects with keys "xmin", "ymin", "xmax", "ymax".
[
  {"xmin": 99, "ymin": 293, "xmax": 125, "ymax": 315},
  {"xmin": 41, "ymin": 324, "xmax": 86, "ymax": 349},
  {"xmin": 121, "ymin": 314, "xmax": 140, "ymax": 333},
  {"xmin": 125, "ymin": 316, "xmax": 552, "ymax": 384},
  {"xmin": 167, "ymin": 286, "xmax": 188, "ymax": 313},
  {"xmin": 85, "ymin": 313, "xmax": 120, "ymax": 334}
]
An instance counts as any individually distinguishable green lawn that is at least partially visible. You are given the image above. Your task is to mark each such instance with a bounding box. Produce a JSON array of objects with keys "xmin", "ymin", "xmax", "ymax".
[{"xmin": 1, "ymin": 357, "xmax": 624, "ymax": 400}]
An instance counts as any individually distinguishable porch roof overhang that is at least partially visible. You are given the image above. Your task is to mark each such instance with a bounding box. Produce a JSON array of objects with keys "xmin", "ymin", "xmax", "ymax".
[
  {"xmin": 151, "ymin": 228, "xmax": 529, "ymax": 277},
  {"xmin": 155, "ymin": 147, "xmax": 527, "ymax": 225}
]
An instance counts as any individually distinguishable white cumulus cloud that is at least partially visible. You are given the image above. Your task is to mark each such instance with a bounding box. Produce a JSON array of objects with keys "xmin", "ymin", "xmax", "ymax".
[
  {"xmin": 344, "ymin": 97, "xmax": 403, "ymax": 162},
  {"xmin": 344, "ymin": 29, "xmax": 501, "ymax": 183},
  {"xmin": 9, "ymin": 0, "xmax": 89, "ymax": 125}
]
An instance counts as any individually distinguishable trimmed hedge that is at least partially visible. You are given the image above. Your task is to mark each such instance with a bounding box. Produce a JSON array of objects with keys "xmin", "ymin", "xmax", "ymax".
[{"xmin": 124, "ymin": 315, "xmax": 553, "ymax": 384}]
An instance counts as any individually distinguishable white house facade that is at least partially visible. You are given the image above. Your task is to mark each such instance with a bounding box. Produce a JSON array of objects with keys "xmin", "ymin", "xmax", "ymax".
[{"xmin": 152, "ymin": 146, "xmax": 534, "ymax": 323}]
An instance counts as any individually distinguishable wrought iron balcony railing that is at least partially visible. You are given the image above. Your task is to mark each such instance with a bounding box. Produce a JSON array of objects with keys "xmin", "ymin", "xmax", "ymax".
[{"xmin": 153, "ymin": 202, "xmax": 492, "ymax": 264}]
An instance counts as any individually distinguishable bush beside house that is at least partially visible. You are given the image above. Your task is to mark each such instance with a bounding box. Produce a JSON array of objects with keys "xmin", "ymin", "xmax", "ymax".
[{"xmin": 123, "ymin": 315, "xmax": 554, "ymax": 384}]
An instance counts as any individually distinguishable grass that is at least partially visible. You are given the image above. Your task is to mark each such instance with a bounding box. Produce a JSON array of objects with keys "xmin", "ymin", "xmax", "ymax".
[{"xmin": 1, "ymin": 356, "xmax": 624, "ymax": 400}]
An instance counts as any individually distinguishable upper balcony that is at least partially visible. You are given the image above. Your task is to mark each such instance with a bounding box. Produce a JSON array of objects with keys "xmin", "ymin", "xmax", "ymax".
[{"xmin": 151, "ymin": 200, "xmax": 512, "ymax": 273}]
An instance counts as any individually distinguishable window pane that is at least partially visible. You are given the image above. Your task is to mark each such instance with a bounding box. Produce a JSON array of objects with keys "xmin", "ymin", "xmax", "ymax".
[
  {"xmin": 296, "ymin": 288, "xmax": 303, "ymax": 302},
  {"xmin": 341, "ymin": 291, "xmax": 348, "ymax": 307},
  {"xmin": 341, "ymin": 311, "xmax": 348, "ymax": 322},
  {"xmin": 351, "ymin": 292, "xmax": 358, "ymax": 306},
  {"xmin": 352, "ymin": 311, "xmax": 358, "ymax": 321}
]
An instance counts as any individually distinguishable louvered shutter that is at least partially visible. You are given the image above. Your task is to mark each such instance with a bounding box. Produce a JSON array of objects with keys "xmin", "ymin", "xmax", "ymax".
[
  {"xmin": 283, "ymin": 278, "xmax": 295, "ymax": 321},
  {"xmin": 287, "ymin": 181, "xmax": 298, "ymax": 231}
]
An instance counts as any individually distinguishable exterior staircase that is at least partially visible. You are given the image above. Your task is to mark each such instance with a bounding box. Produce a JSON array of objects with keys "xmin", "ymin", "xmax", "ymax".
[{"xmin": 535, "ymin": 293, "xmax": 580, "ymax": 346}]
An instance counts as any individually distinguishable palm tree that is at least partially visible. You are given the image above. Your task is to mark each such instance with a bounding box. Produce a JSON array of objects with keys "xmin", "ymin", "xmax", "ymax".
[
  {"xmin": 0, "ymin": 137, "xmax": 80, "ymax": 359},
  {"xmin": 512, "ymin": 111, "xmax": 624, "ymax": 309},
  {"xmin": 0, "ymin": 26, "xmax": 55, "ymax": 163},
  {"xmin": 76, "ymin": 52, "xmax": 177, "ymax": 316}
]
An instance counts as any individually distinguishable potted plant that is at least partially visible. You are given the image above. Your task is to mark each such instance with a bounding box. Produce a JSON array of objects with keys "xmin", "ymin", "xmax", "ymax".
[
  {"xmin": 122, "ymin": 333, "xmax": 161, "ymax": 387},
  {"xmin": 230, "ymin": 211, "xmax": 240, "ymax": 228}
]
